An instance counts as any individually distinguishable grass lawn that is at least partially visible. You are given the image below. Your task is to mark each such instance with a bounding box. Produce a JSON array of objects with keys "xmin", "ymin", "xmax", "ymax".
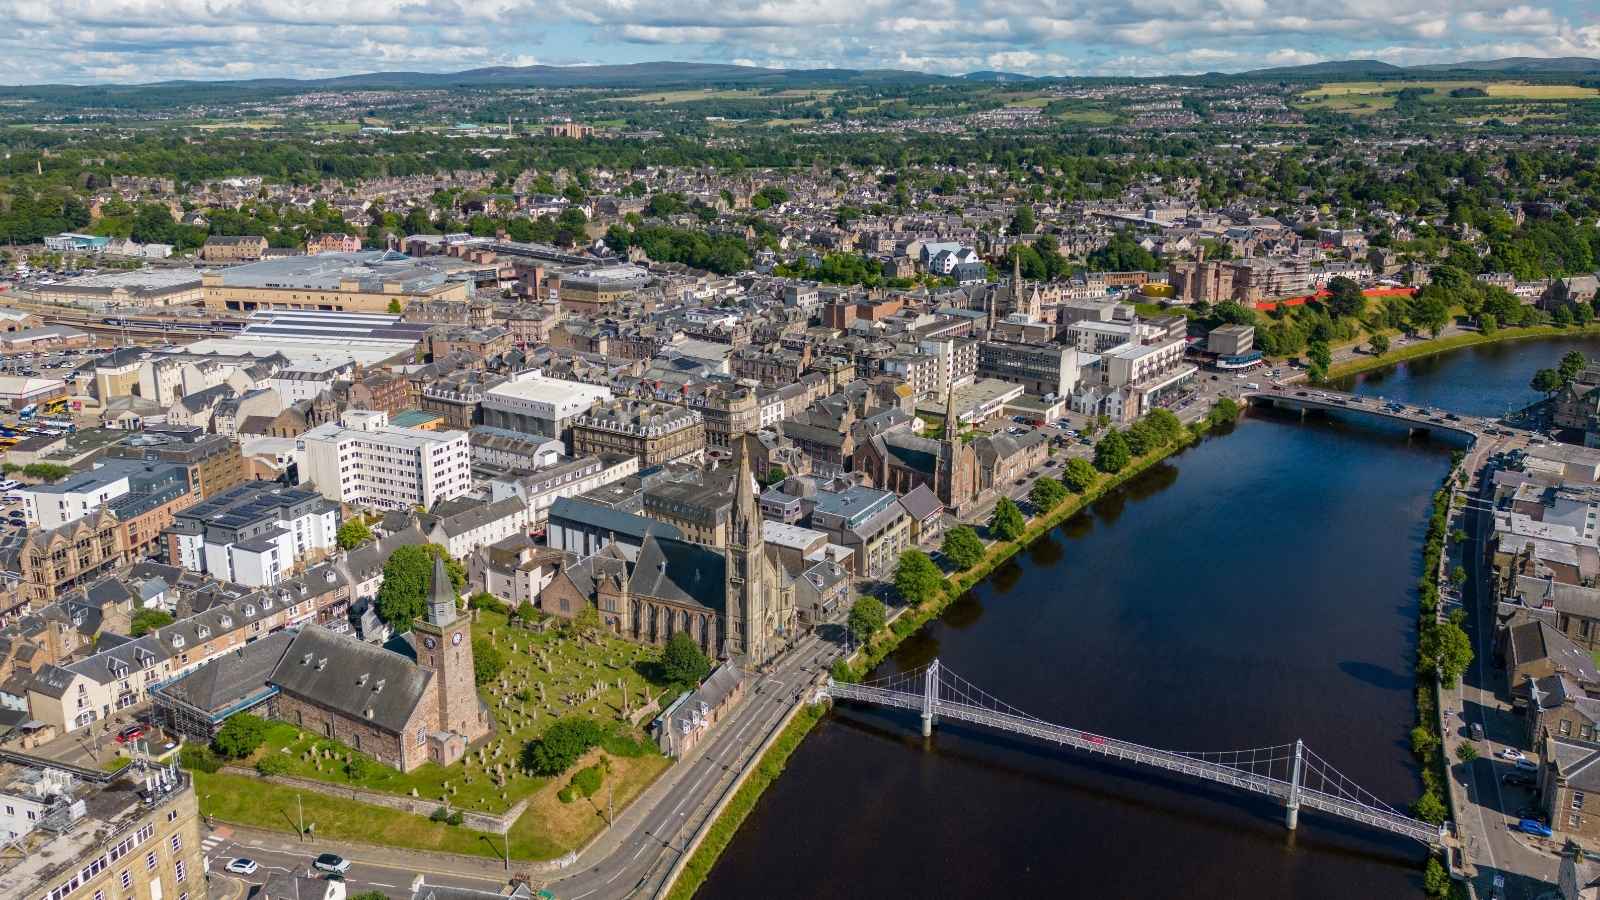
[
  {"xmin": 101, "ymin": 757, "xmax": 132, "ymax": 772},
  {"xmin": 1324, "ymin": 323, "xmax": 1600, "ymax": 381},
  {"xmin": 240, "ymin": 609, "xmax": 669, "ymax": 815}
]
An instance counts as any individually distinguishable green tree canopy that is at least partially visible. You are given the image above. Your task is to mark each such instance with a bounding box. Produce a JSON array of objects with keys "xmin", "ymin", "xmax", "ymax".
[
  {"xmin": 375, "ymin": 544, "xmax": 465, "ymax": 629},
  {"xmin": 521, "ymin": 717, "xmax": 603, "ymax": 776},
  {"xmin": 211, "ymin": 713, "xmax": 268, "ymax": 759},
  {"xmin": 940, "ymin": 526, "xmax": 985, "ymax": 570},
  {"xmin": 1029, "ymin": 476, "xmax": 1067, "ymax": 511},
  {"xmin": 1094, "ymin": 431, "xmax": 1132, "ymax": 474},
  {"xmin": 1061, "ymin": 458, "xmax": 1097, "ymax": 493},
  {"xmin": 472, "ymin": 637, "xmax": 506, "ymax": 686},
  {"xmin": 660, "ymin": 632, "xmax": 712, "ymax": 687},
  {"xmin": 894, "ymin": 549, "xmax": 944, "ymax": 605},
  {"xmin": 847, "ymin": 595, "xmax": 887, "ymax": 644},
  {"xmin": 1531, "ymin": 367, "xmax": 1564, "ymax": 395},
  {"xmin": 336, "ymin": 519, "xmax": 373, "ymax": 550},
  {"xmin": 988, "ymin": 497, "xmax": 1026, "ymax": 541}
]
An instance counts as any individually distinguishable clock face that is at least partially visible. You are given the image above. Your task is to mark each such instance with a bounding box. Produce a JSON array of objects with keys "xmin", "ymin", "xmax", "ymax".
[
  {"xmin": 452, "ymin": 631, "xmax": 463, "ymax": 646},
  {"xmin": 424, "ymin": 636, "xmax": 437, "ymax": 650}
]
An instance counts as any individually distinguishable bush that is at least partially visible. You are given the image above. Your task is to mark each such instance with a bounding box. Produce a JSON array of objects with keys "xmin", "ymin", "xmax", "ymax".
[
  {"xmin": 570, "ymin": 763, "xmax": 605, "ymax": 798},
  {"xmin": 1454, "ymin": 742, "xmax": 1477, "ymax": 763},
  {"xmin": 522, "ymin": 716, "xmax": 604, "ymax": 775},
  {"xmin": 254, "ymin": 755, "xmax": 292, "ymax": 777},
  {"xmin": 468, "ymin": 592, "xmax": 506, "ymax": 614},
  {"xmin": 130, "ymin": 608, "xmax": 175, "ymax": 637},
  {"xmin": 21, "ymin": 462, "xmax": 71, "ymax": 482},
  {"xmin": 446, "ymin": 811, "xmax": 463, "ymax": 826},
  {"xmin": 1412, "ymin": 789, "xmax": 1447, "ymax": 825},
  {"xmin": 599, "ymin": 729, "xmax": 650, "ymax": 758},
  {"xmin": 212, "ymin": 713, "xmax": 268, "ymax": 759},
  {"xmin": 179, "ymin": 744, "xmax": 222, "ymax": 774},
  {"xmin": 430, "ymin": 806, "xmax": 450, "ymax": 822},
  {"xmin": 473, "ymin": 637, "xmax": 506, "ymax": 686},
  {"xmin": 557, "ymin": 786, "xmax": 577, "ymax": 804}
]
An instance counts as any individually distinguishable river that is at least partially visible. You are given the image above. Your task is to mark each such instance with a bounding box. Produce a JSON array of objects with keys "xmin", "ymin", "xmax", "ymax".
[{"xmin": 693, "ymin": 338, "xmax": 1589, "ymax": 899}]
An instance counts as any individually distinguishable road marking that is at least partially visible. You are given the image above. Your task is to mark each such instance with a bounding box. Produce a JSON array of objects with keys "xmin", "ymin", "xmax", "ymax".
[
  {"xmin": 572, "ymin": 890, "xmax": 596, "ymax": 899},
  {"xmin": 369, "ymin": 883, "xmax": 396, "ymax": 889}
]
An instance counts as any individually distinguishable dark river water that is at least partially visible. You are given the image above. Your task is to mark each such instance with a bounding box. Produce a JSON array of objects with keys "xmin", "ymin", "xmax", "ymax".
[{"xmin": 694, "ymin": 338, "xmax": 1596, "ymax": 900}]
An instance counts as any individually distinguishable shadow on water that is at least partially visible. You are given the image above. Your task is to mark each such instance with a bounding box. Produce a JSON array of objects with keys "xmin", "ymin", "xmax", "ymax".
[
  {"xmin": 1026, "ymin": 532, "xmax": 1064, "ymax": 567},
  {"xmin": 988, "ymin": 556, "xmax": 1025, "ymax": 594},
  {"xmin": 1337, "ymin": 660, "xmax": 1414, "ymax": 692}
]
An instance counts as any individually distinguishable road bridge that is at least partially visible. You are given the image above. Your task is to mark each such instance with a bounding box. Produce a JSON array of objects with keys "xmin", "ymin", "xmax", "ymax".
[
  {"xmin": 1241, "ymin": 386, "xmax": 1499, "ymax": 441},
  {"xmin": 825, "ymin": 660, "xmax": 1448, "ymax": 847}
]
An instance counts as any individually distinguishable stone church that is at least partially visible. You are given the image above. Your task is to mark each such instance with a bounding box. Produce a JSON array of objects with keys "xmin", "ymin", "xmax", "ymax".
[
  {"xmin": 856, "ymin": 386, "xmax": 980, "ymax": 516},
  {"xmin": 268, "ymin": 555, "xmax": 493, "ymax": 772},
  {"xmin": 539, "ymin": 444, "xmax": 796, "ymax": 665}
]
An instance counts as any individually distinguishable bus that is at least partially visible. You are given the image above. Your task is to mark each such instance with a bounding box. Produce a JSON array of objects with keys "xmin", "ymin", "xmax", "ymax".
[
  {"xmin": 17, "ymin": 404, "xmax": 36, "ymax": 420},
  {"xmin": 39, "ymin": 419, "xmax": 75, "ymax": 432}
]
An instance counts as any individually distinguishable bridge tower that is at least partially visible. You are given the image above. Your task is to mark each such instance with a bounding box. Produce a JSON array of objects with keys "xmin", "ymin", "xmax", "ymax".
[
  {"xmin": 921, "ymin": 660, "xmax": 941, "ymax": 737},
  {"xmin": 1286, "ymin": 739, "xmax": 1304, "ymax": 830}
]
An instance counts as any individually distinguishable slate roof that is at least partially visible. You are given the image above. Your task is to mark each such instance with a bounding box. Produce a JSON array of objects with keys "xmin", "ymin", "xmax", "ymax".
[
  {"xmin": 269, "ymin": 625, "xmax": 432, "ymax": 735},
  {"xmin": 1549, "ymin": 734, "xmax": 1600, "ymax": 791},
  {"xmin": 157, "ymin": 630, "xmax": 294, "ymax": 714},
  {"xmin": 1508, "ymin": 619, "xmax": 1600, "ymax": 682},
  {"xmin": 630, "ymin": 533, "xmax": 727, "ymax": 613},
  {"xmin": 897, "ymin": 483, "xmax": 943, "ymax": 521}
]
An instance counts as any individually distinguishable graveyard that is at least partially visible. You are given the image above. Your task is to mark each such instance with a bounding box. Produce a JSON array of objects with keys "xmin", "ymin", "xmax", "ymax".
[{"xmin": 208, "ymin": 607, "xmax": 677, "ymax": 859}]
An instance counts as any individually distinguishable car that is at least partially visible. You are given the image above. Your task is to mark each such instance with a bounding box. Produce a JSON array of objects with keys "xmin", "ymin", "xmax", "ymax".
[
  {"xmin": 114, "ymin": 724, "xmax": 146, "ymax": 744},
  {"xmin": 313, "ymin": 853, "xmax": 350, "ymax": 874},
  {"xmin": 1515, "ymin": 757, "xmax": 1539, "ymax": 772},
  {"xmin": 1502, "ymin": 772, "xmax": 1535, "ymax": 787},
  {"xmin": 1044, "ymin": 460, "xmax": 1057, "ymax": 467},
  {"xmin": 1499, "ymin": 748, "xmax": 1527, "ymax": 763},
  {"xmin": 1014, "ymin": 478, "xmax": 1027, "ymax": 486},
  {"xmin": 225, "ymin": 858, "xmax": 259, "ymax": 875},
  {"xmin": 1515, "ymin": 818, "xmax": 1554, "ymax": 838}
]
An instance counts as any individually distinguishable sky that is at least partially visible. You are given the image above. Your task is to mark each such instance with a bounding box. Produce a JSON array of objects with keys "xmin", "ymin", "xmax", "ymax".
[{"xmin": 2, "ymin": 0, "xmax": 1599, "ymax": 83}]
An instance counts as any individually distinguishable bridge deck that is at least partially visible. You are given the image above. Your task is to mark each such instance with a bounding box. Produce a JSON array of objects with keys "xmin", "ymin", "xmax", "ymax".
[{"xmin": 828, "ymin": 681, "xmax": 1442, "ymax": 846}]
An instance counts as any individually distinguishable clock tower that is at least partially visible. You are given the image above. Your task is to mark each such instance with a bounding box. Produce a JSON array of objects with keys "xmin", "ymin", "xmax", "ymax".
[{"xmin": 413, "ymin": 554, "xmax": 489, "ymax": 742}]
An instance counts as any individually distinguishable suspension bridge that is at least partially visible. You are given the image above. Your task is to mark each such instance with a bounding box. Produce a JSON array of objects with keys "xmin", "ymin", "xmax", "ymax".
[{"xmin": 824, "ymin": 660, "xmax": 1447, "ymax": 847}]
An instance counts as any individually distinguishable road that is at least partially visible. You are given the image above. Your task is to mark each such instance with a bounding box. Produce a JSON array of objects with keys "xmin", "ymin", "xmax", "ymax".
[
  {"xmin": 545, "ymin": 627, "xmax": 843, "ymax": 898},
  {"xmin": 203, "ymin": 826, "xmax": 509, "ymax": 896},
  {"xmin": 1452, "ymin": 431, "xmax": 1562, "ymax": 899}
]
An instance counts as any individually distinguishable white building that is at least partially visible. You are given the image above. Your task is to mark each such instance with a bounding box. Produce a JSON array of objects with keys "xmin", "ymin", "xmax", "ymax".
[
  {"xmin": 168, "ymin": 482, "xmax": 338, "ymax": 588},
  {"xmin": 298, "ymin": 410, "xmax": 472, "ymax": 511},
  {"xmin": 17, "ymin": 459, "xmax": 172, "ymax": 529},
  {"xmin": 479, "ymin": 369, "xmax": 613, "ymax": 441}
]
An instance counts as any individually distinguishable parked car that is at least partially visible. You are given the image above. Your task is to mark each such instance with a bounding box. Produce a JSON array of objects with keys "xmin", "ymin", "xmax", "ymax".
[
  {"xmin": 225, "ymin": 858, "xmax": 259, "ymax": 875},
  {"xmin": 1501, "ymin": 772, "xmax": 1535, "ymax": 787},
  {"xmin": 313, "ymin": 852, "xmax": 350, "ymax": 874},
  {"xmin": 1500, "ymin": 748, "xmax": 1527, "ymax": 763},
  {"xmin": 1515, "ymin": 758, "xmax": 1539, "ymax": 772},
  {"xmin": 1515, "ymin": 818, "xmax": 1554, "ymax": 838},
  {"xmin": 114, "ymin": 724, "xmax": 146, "ymax": 744}
]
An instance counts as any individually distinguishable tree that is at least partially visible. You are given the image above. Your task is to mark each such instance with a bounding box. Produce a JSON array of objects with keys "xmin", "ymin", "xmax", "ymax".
[
  {"xmin": 375, "ymin": 544, "xmax": 465, "ymax": 629},
  {"xmin": 1455, "ymin": 742, "xmax": 1478, "ymax": 763},
  {"xmin": 1369, "ymin": 333, "xmax": 1390, "ymax": 357},
  {"xmin": 1423, "ymin": 856, "xmax": 1449, "ymax": 897},
  {"xmin": 1094, "ymin": 431, "xmax": 1131, "ymax": 474},
  {"xmin": 467, "ymin": 591, "xmax": 505, "ymax": 613},
  {"xmin": 1479, "ymin": 312, "xmax": 1497, "ymax": 335},
  {"xmin": 386, "ymin": 298, "xmax": 402, "ymax": 314},
  {"xmin": 988, "ymin": 497, "xmax": 1026, "ymax": 541},
  {"xmin": 1008, "ymin": 205, "xmax": 1035, "ymax": 236},
  {"xmin": 1560, "ymin": 350, "xmax": 1588, "ymax": 385},
  {"xmin": 1325, "ymin": 277, "xmax": 1366, "ymax": 319},
  {"xmin": 894, "ymin": 549, "xmax": 944, "ymax": 605},
  {"xmin": 336, "ymin": 519, "xmax": 372, "ymax": 550},
  {"xmin": 1531, "ymin": 367, "xmax": 1564, "ymax": 396},
  {"xmin": 471, "ymin": 637, "xmax": 506, "ymax": 686},
  {"xmin": 660, "ymin": 632, "xmax": 711, "ymax": 686},
  {"xmin": 940, "ymin": 526, "xmax": 985, "ymax": 570},
  {"xmin": 1413, "ymin": 790, "xmax": 1448, "ymax": 826},
  {"xmin": 1419, "ymin": 617, "xmax": 1474, "ymax": 688},
  {"xmin": 1146, "ymin": 408, "xmax": 1184, "ymax": 446},
  {"xmin": 522, "ymin": 717, "xmax": 602, "ymax": 775},
  {"xmin": 847, "ymin": 595, "xmax": 887, "ymax": 644},
  {"xmin": 1061, "ymin": 458, "xmax": 1097, "ymax": 493},
  {"xmin": 130, "ymin": 608, "xmax": 174, "ymax": 636},
  {"xmin": 1029, "ymin": 477, "xmax": 1067, "ymax": 511},
  {"xmin": 1413, "ymin": 293, "xmax": 1451, "ymax": 337},
  {"xmin": 1306, "ymin": 340, "xmax": 1332, "ymax": 372},
  {"xmin": 211, "ymin": 713, "xmax": 268, "ymax": 758}
]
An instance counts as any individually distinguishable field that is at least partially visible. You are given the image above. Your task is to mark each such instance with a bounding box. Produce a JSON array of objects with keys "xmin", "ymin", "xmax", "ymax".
[
  {"xmin": 623, "ymin": 87, "xmax": 837, "ymax": 104},
  {"xmin": 1055, "ymin": 109, "xmax": 1118, "ymax": 124},
  {"xmin": 1301, "ymin": 80, "xmax": 1599, "ymax": 103}
]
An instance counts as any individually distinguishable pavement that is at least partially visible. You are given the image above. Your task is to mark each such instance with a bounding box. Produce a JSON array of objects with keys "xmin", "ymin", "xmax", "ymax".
[{"xmin": 1443, "ymin": 429, "xmax": 1562, "ymax": 899}]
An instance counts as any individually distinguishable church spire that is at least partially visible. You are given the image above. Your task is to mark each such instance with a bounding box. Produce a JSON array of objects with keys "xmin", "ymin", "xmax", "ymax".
[
  {"xmin": 731, "ymin": 439, "xmax": 761, "ymax": 549},
  {"xmin": 426, "ymin": 553, "xmax": 457, "ymax": 627},
  {"xmin": 943, "ymin": 386, "xmax": 958, "ymax": 443}
]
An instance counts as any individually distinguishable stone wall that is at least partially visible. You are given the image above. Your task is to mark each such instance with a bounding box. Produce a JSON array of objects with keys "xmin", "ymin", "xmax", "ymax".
[
  {"xmin": 274, "ymin": 691, "xmax": 421, "ymax": 772},
  {"xmin": 222, "ymin": 766, "xmax": 533, "ymax": 835}
]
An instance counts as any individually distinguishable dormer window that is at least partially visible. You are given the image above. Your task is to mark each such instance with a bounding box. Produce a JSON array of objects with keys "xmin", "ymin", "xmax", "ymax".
[
  {"xmin": 219, "ymin": 615, "xmax": 233, "ymax": 629},
  {"xmin": 171, "ymin": 635, "xmax": 185, "ymax": 649},
  {"xmin": 244, "ymin": 604, "xmax": 257, "ymax": 616},
  {"xmin": 356, "ymin": 673, "xmax": 369, "ymax": 686},
  {"xmin": 301, "ymin": 652, "xmax": 314, "ymax": 666},
  {"xmin": 316, "ymin": 657, "xmax": 327, "ymax": 670},
  {"xmin": 196, "ymin": 626, "xmax": 211, "ymax": 640},
  {"xmin": 373, "ymin": 679, "xmax": 385, "ymax": 693}
]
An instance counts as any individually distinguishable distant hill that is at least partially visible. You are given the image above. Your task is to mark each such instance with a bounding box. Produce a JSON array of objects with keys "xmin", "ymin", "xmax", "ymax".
[
  {"xmin": 960, "ymin": 71, "xmax": 1038, "ymax": 83},
  {"xmin": 1243, "ymin": 56, "xmax": 1600, "ymax": 78}
]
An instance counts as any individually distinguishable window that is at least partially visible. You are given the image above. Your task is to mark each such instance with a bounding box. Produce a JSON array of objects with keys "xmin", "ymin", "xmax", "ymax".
[
  {"xmin": 120, "ymin": 871, "xmax": 131, "ymax": 891},
  {"xmin": 1572, "ymin": 813, "xmax": 1583, "ymax": 828},
  {"xmin": 146, "ymin": 850, "xmax": 157, "ymax": 871},
  {"xmin": 175, "ymin": 859, "xmax": 186, "ymax": 882},
  {"xmin": 1575, "ymin": 792, "xmax": 1587, "ymax": 811},
  {"xmin": 1563, "ymin": 720, "xmax": 1574, "ymax": 736},
  {"xmin": 170, "ymin": 833, "xmax": 182, "ymax": 853},
  {"xmin": 167, "ymin": 809, "xmax": 178, "ymax": 822}
]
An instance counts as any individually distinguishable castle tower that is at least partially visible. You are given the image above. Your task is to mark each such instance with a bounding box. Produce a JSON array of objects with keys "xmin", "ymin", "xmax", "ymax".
[
  {"xmin": 724, "ymin": 442, "xmax": 771, "ymax": 663},
  {"xmin": 413, "ymin": 554, "xmax": 487, "ymax": 741}
]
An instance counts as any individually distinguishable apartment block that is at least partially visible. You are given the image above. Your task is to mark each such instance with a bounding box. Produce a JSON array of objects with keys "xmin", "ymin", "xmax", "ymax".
[{"xmin": 298, "ymin": 410, "xmax": 471, "ymax": 511}]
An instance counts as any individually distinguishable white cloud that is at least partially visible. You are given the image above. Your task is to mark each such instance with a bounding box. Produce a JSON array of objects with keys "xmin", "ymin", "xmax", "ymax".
[{"xmin": 0, "ymin": 0, "xmax": 1594, "ymax": 82}]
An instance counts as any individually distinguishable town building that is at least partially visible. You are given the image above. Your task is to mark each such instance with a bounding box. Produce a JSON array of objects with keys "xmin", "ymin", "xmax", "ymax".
[
  {"xmin": 298, "ymin": 410, "xmax": 472, "ymax": 511},
  {"xmin": 202, "ymin": 251, "xmax": 472, "ymax": 314},
  {"xmin": 571, "ymin": 400, "xmax": 706, "ymax": 467},
  {"xmin": 165, "ymin": 482, "xmax": 339, "ymax": 588},
  {"xmin": 480, "ymin": 369, "xmax": 613, "ymax": 442},
  {"xmin": 200, "ymin": 234, "xmax": 269, "ymax": 263}
]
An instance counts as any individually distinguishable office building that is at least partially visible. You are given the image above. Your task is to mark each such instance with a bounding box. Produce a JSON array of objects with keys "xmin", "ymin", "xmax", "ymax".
[{"xmin": 298, "ymin": 410, "xmax": 472, "ymax": 511}]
